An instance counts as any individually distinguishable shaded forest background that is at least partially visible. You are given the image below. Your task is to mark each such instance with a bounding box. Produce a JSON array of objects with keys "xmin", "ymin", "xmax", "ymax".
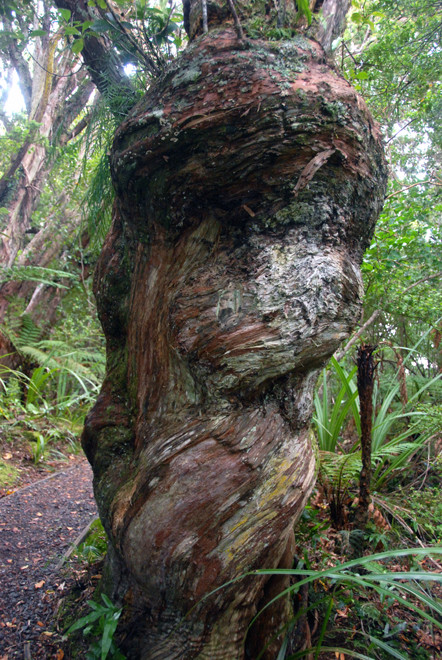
[{"xmin": 0, "ymin": 1, "xmax": 441, "ymax": 658}]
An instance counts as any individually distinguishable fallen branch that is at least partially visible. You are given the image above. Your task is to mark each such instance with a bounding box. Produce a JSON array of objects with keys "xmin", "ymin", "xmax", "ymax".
[{"xmin": 55, "ymin": 515, "xmax": 100, "ymax": 570}]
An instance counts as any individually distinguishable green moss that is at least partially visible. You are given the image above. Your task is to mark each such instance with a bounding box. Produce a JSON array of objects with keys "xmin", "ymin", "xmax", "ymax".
[
  {"xmin": 76, "ymin": 518, "xmax": 108, "ymax": 563},
  {"xmin": 0, "ymin": 460, "xmax": 19, "ymax": 488},
  {"xmin": 263, "ymin": 200, "xmax": 309, "ymax": 228},
  {"xmin": 94, "ymin": 445, "xmax": 134, "ymax": 516},
  {"xmin": 106, "ymin": 347, "xmax": 129, "ymax": 390}
]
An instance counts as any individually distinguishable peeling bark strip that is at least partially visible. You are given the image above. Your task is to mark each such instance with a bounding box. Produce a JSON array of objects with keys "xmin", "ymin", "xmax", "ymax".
[
  {"xmin": 356, "ymin": 344, "xmax": 376, "ymax": 525},
  {"xmin": 292, "ymin": 149, "xmax": 336, "ymax": 197},
  {"xmin": 82, "ymin": 14, "xmax": 387, "ymax": 660}
]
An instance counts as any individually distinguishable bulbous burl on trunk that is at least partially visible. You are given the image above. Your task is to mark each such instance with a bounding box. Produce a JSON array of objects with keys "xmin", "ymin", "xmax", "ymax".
[{"xmin": 83, "ymin": 6, "xmax": 387, "ymax": 658}]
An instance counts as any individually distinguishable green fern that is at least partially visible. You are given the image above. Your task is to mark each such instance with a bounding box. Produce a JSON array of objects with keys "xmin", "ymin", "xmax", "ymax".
[
  {"xmin": 318, "ymin": 434, "xmax": 434, "ymax": 497},
  {"xmin": 85, "ymin": 150, "xmax": 115, "ymax": 251},
  {"xmin": 81, "ymin": 99, "xmax": 118, "ymax": 252},
  {"xmin": 0, "ymin": 265, "xmax": 78, "ymax": 288},
  {"xmin": 18, "ymin": 314, "xmax": 43, "ymax": 346},
  {"xmin": 2, "ymin": 313, "xmax": 42, "ymax": 350},
  {"xmin": 1, "ymin": 325, "xmax": 104, "ymax": 411},
  {"xmin": 17, "ymin": 344, "xmax": 58, "ymax": 369},
  {"xmin": 319, "ymin": 450, "xmax": 362, "ymax": 488},
  {"xmin": 20, "ymin": 339, "xmax": 104, "ymax": 385}
]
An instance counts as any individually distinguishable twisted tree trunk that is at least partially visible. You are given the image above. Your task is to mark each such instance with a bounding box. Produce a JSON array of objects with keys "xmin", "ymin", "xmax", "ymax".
[{"xmin": 81, "ymin": 1, "xmax": 387, "ymax": 657}]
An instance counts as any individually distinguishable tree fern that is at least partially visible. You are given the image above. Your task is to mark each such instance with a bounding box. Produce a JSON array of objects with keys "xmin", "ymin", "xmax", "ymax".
[
  {"xmin": 313, "ymin": 344, "xmax": 441, "ymax": 500},
  {"xmin": 319, "ymin": 449, "xmax": 362, "ymax": 488}
]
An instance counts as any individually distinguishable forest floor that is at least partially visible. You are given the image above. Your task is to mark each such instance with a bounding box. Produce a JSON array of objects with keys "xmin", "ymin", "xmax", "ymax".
[{"xmin": 0, "ymin": 456, "xmax": 97, "ymax": 659}]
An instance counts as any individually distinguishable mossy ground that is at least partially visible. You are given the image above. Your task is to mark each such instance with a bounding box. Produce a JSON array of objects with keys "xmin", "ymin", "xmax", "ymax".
[{"xmin": 0, "ymin": 458, "xmax": 19, "ymax": 487}]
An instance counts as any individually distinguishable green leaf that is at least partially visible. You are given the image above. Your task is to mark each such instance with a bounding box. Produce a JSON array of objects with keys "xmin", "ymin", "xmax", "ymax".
[
  {"xmin": 91, "ymin": 19, "xmax": 112, "ymax": 34},
  {"xmin": 101, "ymin": 615, "xmax": 121, "ymax": 660},
  {"xmin": 29, "ymin": 29, "xmax": 47, "ymax": 37},
  {"xmin": 368, "ymin": 636, "xmax": 409, "ymax": 660},
  {"xmin": 101, "ymin": 594, "xmax": 114, "ymax": 608},
  {"xmin": 64, "ymin": 26, "xmax": 81, "ymax": 36},
  {"xmin": 96, "ymin": 0, "xmax": 107, "ymax": 9},
  {"xmin": 59, "ymin": 8, "xmax": 71, "ymax": 22},
  {"xmin": 65, "ymin": 609, "xmax": 102, "ymax": 634},
  {"xmin": 72, "ymin": 38, "xmax": 84, "ymax": 54}
]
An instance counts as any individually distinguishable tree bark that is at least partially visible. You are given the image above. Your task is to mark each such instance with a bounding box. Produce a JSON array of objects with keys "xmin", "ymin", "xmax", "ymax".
[{"xmin": 81, "ymin": 3, "xmax": 387, "ymax": 658}]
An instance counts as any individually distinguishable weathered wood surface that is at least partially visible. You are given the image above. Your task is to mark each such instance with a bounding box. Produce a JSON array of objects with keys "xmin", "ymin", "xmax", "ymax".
[{"xmin": 84, "ymin": 24, "xmax": 387, "ymax": 660}]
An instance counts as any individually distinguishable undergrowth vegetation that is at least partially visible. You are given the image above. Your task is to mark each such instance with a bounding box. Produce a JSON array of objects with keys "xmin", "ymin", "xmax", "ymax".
[
  {"xmin": 0, "ymin": 283, "xmax": 104, "ymax": 488},
  {"xmin": 313, "ymin": 343, "xmax": 441, "ymax": 531}
]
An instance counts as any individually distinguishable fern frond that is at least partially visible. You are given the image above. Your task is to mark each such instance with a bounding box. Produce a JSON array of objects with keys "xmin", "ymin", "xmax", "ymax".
[
  {"xmin": 319, "ymin": 450, "xmax": 362, "ymax": 488},
  {"xmin": 80, "ymin": 98, "xmax": 117, "ymax": 251},
  {"xmin": 17, "ymin": 345, "xmax": 59, "ymax": 369},
  {"xmin": 372, "ymin": 442, "xmax": 419, "ymax": 459},
  {"xmin": 0, "ymin": 265, "xmax": 77, "ymax": 288},
  {"xmin": 2, "ymin": 314, "xmax": 42, "ymax": 350},
  {"xmin": 36, "ymin": 340, "xmax": 105, "ymax": 365},
  {"xmin": 18, "ymin": 315, "xmax": 42, "ymax": 346}
]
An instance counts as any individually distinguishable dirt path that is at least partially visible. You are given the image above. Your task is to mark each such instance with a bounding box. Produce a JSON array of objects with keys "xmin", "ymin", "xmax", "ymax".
[{"xmin": 0, "ymin": 459, "xmax": 97, "ymax": 658}]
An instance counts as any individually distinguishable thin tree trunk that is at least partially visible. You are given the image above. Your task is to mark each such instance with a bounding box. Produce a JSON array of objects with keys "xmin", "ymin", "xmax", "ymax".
[
  {"xmin": 355, "ymin": 344, "xmax": 376, "ymax": 526},
  {"xmin": 334, "ymin": 310, "xmax": 381, "ymax": 361}
]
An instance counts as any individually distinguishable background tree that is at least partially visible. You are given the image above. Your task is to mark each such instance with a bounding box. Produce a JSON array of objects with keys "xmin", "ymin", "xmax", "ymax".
[
  {"xmin": 49, "ymin": 1, "xmax": 387, "ymax": 657},
  {"xmin": 0, "ymin": 0, "xmax": 95, "ymax": 361}
]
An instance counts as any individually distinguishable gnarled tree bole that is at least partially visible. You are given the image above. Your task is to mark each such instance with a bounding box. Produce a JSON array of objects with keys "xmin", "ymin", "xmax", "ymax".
[{"xmin": 82, "ymin": 18, "xmax": 387, "ymax": 660}]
